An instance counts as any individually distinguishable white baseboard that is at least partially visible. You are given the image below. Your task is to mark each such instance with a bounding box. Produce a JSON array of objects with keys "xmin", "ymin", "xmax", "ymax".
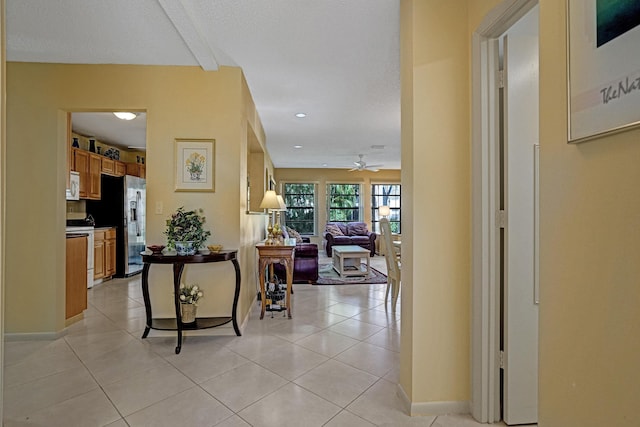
[
  {"xmin": 5, "ymin": 330, "xmax": 67, "ymax": 341},
  {"xmin": 397, "ymin": 383, "xmax": 470, "ymax": 417}
]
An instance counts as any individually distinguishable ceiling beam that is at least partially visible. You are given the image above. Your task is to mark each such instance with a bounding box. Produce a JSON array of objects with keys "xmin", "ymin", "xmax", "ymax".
[{"xmin": 156, "ymin": 0, "xmax": 220, "ymax": 71}]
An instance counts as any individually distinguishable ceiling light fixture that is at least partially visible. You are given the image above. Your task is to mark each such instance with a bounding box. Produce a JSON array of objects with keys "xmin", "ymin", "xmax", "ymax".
[
  {"xmin": 113, "ymin": 112, "xmax": 138, "ymax": 120},
  {"xmin": 295, "ymin": 113, "xmax": 307, "ymax": 118},
  {"xmin": 293, "ymin": 145, "xmax": 303, "ymax": 149}
]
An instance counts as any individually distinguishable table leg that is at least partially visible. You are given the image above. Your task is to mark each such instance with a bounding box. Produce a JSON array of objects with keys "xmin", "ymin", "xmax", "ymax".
[
  {"xmin": 231, "ymin": 259, "xmax": 242, "ymax": 336},
  {"xmin": 258, "ymin": 258, "xmax": 268, "ymax": 319},
  {"xmin": 285, "ymin": 257, "xmax": 293, "ymax": 319},
  {"xmin": 173, "ymin": 263, "xmax": 185, "ymax": 354},
  {"xmin": 141, "ymin": 263, "xmax": 152, "ymax": 339}
]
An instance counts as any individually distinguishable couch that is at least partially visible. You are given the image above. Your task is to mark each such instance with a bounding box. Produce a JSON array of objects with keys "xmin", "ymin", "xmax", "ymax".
[
  {"xmin": 273, "ymin": 227, "xmax": 319, "ymax": 284},
  {"xmin": 323, "ymin": 222, "xmax": 376, "ymax": 257}
]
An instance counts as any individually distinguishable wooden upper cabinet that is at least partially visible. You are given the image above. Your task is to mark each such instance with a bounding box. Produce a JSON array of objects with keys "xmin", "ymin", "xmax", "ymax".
[
  {"xmin": 126, "ymin": 163, "xmax": 145, "ymax": 178},
  {"xmin": 115, "ymin": 161, "xmax": 126, "ymax": 177},
  {"xmin": 67, "ymin": 114, "xmax": 72, "ymax": 190},
  {"xmin": 73, "ymin": 149, "xmax": 89, "ymax": 199},
  {"xmin": 89, "ymin": 153, "xmax": 102, "ymax": 200},
  {"xmin": 72, "ymin": 148, "xmax": 101, "ymax": 200},
  {"xmin": 101, "ymin": 158, "xmax": 116, "ymax": 175}
]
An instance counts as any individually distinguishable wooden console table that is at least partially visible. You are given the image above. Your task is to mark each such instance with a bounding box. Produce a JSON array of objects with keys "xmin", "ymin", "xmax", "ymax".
[
  {"xmin": 256, "ymin": 243, "xmax": 295, "ymax": 319},
  {"xmin": 141, "ymin": 251, "xmax": 241, "ymax": 354}
]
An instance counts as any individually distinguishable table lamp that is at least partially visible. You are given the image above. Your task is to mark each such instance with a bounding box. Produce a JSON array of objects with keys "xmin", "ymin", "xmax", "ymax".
[{"xmin": 259, "ymin": 190, "xmax": 282, "ymax": 245}]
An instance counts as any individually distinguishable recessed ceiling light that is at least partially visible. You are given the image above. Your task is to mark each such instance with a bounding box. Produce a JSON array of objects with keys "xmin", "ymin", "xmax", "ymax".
[
  {"xmin": 322, "ymin": 163, "xmax": 328, "ymax": 167},
  {"xmin": 293, "ymin": 145, "xmax": 303, "ymax": 149},
  {"xmin": 113, "ymin": 112, "xmax": 138, "ymax": 120},
  {"xmin": 295, "ymin": 113, "xmax": 307, "ymax": 118}
]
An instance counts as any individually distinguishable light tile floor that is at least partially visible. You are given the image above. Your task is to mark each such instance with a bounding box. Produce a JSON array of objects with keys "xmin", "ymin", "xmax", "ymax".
[{"xmin": 3, "ymin": 255, "xmax": 517, "ymax": 426}]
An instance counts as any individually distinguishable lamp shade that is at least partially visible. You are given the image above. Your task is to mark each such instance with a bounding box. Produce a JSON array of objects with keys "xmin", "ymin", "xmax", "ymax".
[
  {"xmin": 276, "ymin": 195, "xmax": 287, "ymax": 211},
  {"xmin": 379, "ymin": 205, "xmax": 391, "ymax": 217},
  {"xmin": 259, "ymin": 190, "xmax": 281, "ymax": 210}
]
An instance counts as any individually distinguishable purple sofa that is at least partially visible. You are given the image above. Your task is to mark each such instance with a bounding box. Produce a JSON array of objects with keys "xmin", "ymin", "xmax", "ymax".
[
  {"xmin": 323, "ymin": 222, "xmax": 376, "ymax": 257},
  {"xmin": 273, "ymin": 232, "xmax": 319, "ymax": 284}
]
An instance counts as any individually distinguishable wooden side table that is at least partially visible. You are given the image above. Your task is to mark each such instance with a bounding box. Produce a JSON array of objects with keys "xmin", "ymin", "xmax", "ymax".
[
  {"xmin": 256, "ymin": 243, "xmax": 295, "ymax": 319},
  {"xmin": 140, "ymin": 251, "xmax": 241, "ymax": 354}
]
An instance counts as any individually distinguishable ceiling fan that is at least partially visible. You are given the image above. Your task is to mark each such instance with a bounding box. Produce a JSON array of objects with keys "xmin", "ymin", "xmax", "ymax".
[{"xmin": 349, "ymin": 154, "xmax": 383, "ymax": 172}]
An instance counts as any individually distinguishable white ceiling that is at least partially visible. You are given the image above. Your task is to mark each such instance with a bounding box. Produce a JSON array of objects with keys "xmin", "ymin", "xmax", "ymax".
[{"xmin": 6, "ymin": 0, "xmax": 401, "ymax": 170}]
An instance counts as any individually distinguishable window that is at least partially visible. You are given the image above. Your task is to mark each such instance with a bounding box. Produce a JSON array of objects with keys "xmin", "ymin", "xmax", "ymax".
[
  {"xmin": 327, "ymin": 183, "xmax": 361, "ymax": 222},
  {"xmin": 371, "ymin": 184, "xmax": 401, "ymax": 234},
  {"xmin": 283, "ymin": 183, "xmax": 316, "ymax": 234}
]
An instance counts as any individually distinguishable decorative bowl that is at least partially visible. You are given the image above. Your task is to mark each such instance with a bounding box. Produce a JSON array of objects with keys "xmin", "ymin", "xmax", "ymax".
[
  {"xmin": 207, "ymin": 244, "xmax": 223, "ymax": 252},
  {"xmin": 147, "ymin": 245, "xmax": 165, "ymax": 254}
]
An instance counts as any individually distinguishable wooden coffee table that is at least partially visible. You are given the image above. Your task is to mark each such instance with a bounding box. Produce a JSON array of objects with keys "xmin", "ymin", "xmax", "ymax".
[{"xmin": 332, "ymin": 245, "xmax": 371, "ymax": 278}]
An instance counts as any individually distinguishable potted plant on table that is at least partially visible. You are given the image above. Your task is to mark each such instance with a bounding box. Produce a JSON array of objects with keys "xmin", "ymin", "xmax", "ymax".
[
  {"xmin": 178, "ymin": 283, "xmax": 203, "ymax": 323},
  {"xmin": 165, "ymin": 207, "xmax": 211, "ymax": 255}
]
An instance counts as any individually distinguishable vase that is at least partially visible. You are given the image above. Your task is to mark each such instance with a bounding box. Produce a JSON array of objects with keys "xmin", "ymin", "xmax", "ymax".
[
  {"xmin": 175, "ymin": 241, "xmax": 197, "ymax": 256},
  {"xmin": 89, "ymin": 139, "xmax": 96, "ymax": 153},
  {"xmin": 180, "ymin": 303, "xmax": 197, "ymax": 323}
]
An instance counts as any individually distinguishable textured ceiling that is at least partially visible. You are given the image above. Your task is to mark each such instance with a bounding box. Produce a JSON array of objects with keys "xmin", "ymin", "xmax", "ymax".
[{"xmin": 6, "ymin": 0, "xmax": 400, "ymax": 170}]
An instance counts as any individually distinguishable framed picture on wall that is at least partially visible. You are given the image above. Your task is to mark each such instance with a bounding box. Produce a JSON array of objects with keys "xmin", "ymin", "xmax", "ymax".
[
  {"xmin": 568, "ymin": 0, "xmax": 640, "ymax": 142},
  {"xmin": 175, "ymin": 138, "xmax": 215, "ymax": 192}
]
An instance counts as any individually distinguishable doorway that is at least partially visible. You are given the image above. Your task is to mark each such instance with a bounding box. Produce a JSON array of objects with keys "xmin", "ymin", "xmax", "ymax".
[{"xmin": 471, "ymin": 1, "xmax": 539, "ymax": 424}]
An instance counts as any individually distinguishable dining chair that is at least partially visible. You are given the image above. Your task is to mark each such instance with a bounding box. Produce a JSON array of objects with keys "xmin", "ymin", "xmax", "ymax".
[{"xmin": 380, "ymin": 218, "xmax": 401, "ymax": 308}]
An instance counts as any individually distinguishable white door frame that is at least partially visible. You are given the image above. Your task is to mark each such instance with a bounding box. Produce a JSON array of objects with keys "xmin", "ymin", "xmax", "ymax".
[{"xmin": 470, "ymin": 0, "xmax": 538, "ymax": 423}]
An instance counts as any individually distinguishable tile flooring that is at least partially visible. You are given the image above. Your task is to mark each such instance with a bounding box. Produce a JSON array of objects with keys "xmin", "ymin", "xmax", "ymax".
[{"xmin": 4, "ymin": 255, "xmax": 511, "ymax": 426}]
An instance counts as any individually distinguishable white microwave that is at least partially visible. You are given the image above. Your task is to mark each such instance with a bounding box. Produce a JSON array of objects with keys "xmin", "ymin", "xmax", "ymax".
[{"xmin": 66, "ymin": 171, "xmax": 80, "ymax": 200}]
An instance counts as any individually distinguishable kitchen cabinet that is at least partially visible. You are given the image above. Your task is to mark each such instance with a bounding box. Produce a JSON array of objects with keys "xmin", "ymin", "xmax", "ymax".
[
  {"xmin": 101, "ymin": 158, "xmax": 115, "ymax": 175},
  {"xmin": 126, "ymin": 163, "xmax": 146, "ymax": 178},
  {"xmin": 115, "ymin": 161, "xmax": 127, "ymax": 176},
  {"xmin": 102, "ymin": 159, "xmax": 127, "ymax": 177},
  {"xmin": 66, "ymin": 234, "xmax": 88, "ymax": 320},
  {"xmin": 94, "ymin": 228, "xmax": 116, "ymax": 280},
  {"xmin": 105, "ymin": 228, "xmax": 116, "ymax": 277},
  {"xmin": 73, "ymin": 149, "xmax": 89, "ymax": 198},
  {"xmin": 89, "ymin": 153, "xmax": 102, "ymax": 199},
  {"xmin": 72, "ymin": 148, "xmax": 101, "ymax": 200},
  {"xmin": 94, "ymin": 231, "xmax": 105, "ymax": 279}
]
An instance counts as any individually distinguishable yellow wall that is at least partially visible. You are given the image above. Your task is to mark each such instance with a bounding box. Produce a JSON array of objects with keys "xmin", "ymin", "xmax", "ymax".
[
  {"xmin": 403, "ymin": 0, "xmax": 640, "ymax": 421},
  {"xmin": 538, "ymin": 1, "xmax": 640, "ymax": 425},
  {"xmin": 1, "ymin": 0, "xmax": 7, "ymax": 420},
  {"xmin": 273, "ymin": 168, "xmax": 401, "ymax": 243},
  {"xmin": 6, "ymin": 63, "xmax": 266, "ymax": 333},
  {"xmin": 400, "ymin": 0, "xmax": 502, "ymax": 413}
]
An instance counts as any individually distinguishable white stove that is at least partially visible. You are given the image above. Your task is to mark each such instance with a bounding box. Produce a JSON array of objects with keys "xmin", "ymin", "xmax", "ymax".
[{"xmin": 66, "ymin": 225, "xmax": 95, "ymax": 288}]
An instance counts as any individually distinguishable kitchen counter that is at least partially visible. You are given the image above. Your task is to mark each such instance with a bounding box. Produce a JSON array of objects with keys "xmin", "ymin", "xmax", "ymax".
[{"xmin": 66, "ymin": 232, "xmax": 89, "ymax": 238}]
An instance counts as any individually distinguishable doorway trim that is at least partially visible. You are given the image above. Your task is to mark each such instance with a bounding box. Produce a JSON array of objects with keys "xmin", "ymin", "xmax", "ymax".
[{"xmin": 470, "ymin": 0, "xmax": 538, "ymax": 422}]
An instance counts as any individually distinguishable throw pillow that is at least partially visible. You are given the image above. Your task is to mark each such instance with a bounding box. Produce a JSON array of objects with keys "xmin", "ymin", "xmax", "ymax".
[
  {"xmin": 325, "ymin": 223, "xmax": 344, "ymax": 237},
  {"xmin": 286, "ymin": 226, "xmax": 303, "ymax": 243},
  {"xmin": 347, "ymin": 222, "xmax": 369, "ymax": 236}
]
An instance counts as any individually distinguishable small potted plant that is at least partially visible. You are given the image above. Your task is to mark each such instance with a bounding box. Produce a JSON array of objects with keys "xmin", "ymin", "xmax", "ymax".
[
  {"xmin": 165, "ymin": 207, "xmax": 212, "ymax": 255},
  {"xmin": 178, "ymin": 283, "xmax": 203, "ymax": 323}
]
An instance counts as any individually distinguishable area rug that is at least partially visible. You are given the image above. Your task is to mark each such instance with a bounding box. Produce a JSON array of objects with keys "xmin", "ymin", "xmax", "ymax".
[{"xmin": 313, "ymin": 263, "xmax": 388, "ymax": 285}]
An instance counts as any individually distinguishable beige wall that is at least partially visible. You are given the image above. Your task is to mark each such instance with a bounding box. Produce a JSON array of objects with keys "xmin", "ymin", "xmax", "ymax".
[
  {"xmin": 403, "ymin": 0, "xmax": 640, "ymax": 421},
  {"xmin": 5, "ymin": 63, "xmax": 267, "ymax": 333},
  {"xmin": 538, "ymin": 1, "xmax": 640, "ymax": 425},
  {"xmin": 273, "ymin": 168, "xmax": 400, "ymax": 243},
  {"xmin": 1, "ymin": 0, "xmax": 6, "ymax": 420},
  {"xmin": 400, "ymin": 0, "xmax": 480, "ymax": 410}
]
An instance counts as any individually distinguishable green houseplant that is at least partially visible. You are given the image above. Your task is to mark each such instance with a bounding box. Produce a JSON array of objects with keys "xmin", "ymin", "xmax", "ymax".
[{"xmin": 165, "ymin": 207, "xmax": 211, "ymax": 255}]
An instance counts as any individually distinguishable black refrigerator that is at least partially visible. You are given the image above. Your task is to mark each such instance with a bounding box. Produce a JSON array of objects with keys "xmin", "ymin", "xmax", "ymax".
[{"xmin": 87, "ymin": 174, "xmax": 146, "ymax": 277}]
